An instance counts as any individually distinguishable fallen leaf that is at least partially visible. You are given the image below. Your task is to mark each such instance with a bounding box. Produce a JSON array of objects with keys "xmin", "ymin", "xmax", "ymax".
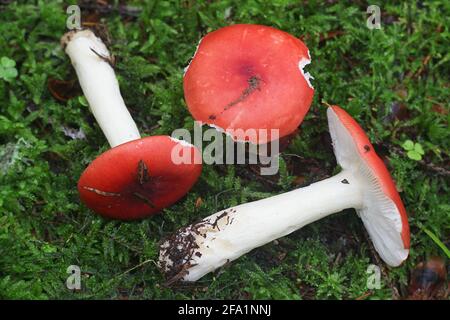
[
  {"xmin": 278, "ymin": 252, "xmax": 287, "ymax": 261},
  {"xmin": 82, "ymin": 12, "xmax": 101, "ymax": 25},
  {"xmin": 47, "ymin": 78, "xmax": 79, "ymax": 102},
  {"xmin": 293, "ymin": 175, "xmax": 306, "ymax": 186},
  {"xmin": 431, "ymin": 104, "xmax": 448, "ymax": 115},
  {"xmin": 385, "ymin": 102, "xmax": 411, "ymax": 122},
  {"xmin": 61, "ymin": 126, "xmax": 86, "ymax": 140},
  {"xmin": 195, "ymin": 197, "xmax": 203, "ymax": 208},
  {"xmin": 407, "ymin": 256, "xmax": 447, "ymax": 300},
  {"xmin": 395, "ymin": 87, "xmax": 408, "ymax": 99}
]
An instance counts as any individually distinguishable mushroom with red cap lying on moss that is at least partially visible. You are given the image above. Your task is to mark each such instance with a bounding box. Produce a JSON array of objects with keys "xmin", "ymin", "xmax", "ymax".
[
  {"xmin": 61, "ymin": 29, "xmax": 202, "ymax": 220},
  {"xmin": 183, "ymin": 24, "xmax": 314, "ymax": 145},
  {"xmin": 159, "ymin": 105, "xmax": 410, "ymax": 282}
]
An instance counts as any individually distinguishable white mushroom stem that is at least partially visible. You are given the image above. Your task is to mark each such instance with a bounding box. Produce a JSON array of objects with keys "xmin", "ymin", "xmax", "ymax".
[
  {"xmin": 159, "ymin": 170, "xmax": 364, "ymax": 282},
  {"xmin": 62, "ymin": 29, "xmax": 140, "ymax": 148}
]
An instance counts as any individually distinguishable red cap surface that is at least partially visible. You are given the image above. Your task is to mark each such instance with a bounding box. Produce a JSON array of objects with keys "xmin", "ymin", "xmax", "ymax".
[
  {"xmin": 184, "ymin": 24, "xmax": 314, "ymax": 144},
  {"xmin": 78, "ymin": 136, "xmax": 202, "ymax": 220}
]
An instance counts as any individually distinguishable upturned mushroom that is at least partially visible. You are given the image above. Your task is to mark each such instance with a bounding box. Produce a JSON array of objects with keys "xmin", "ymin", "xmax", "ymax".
[
  {"xmin": 159, "ymin": 105, "xmax": 410, "ymax": 282},
  {"xmin": 183, "ymin": 24, "xmax": 314, "ymax": 144},
  {"xmin": 62, "ymin": 29, "xmax": 202, "ymax": 220}
]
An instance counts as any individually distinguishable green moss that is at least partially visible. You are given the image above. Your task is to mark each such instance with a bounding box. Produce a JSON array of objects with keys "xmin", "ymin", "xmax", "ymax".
[{"xmin": 0, "ymin": 0, "xmax": 448, "ymax": 299}]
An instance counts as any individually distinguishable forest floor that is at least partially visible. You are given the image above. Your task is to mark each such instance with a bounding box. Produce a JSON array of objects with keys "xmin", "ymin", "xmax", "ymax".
[{"xmin": 0, "ymin": 1, "xmax": 448, "ymax": 299}]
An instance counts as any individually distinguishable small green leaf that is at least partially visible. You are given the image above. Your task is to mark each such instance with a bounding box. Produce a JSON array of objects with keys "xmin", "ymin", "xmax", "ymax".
[
  {"xmin": 78, "ymin": 95, "xmax": 89, "ymax": 107},
  {"xmin": 414, "ymin": 143, "xmax": 424, "ymax": 155},
  {"xmin": 402, "ymin": 140, "xmax": 414, "ymax": 151},
  {"xmin": 3, "ymin": 68, "xmax": 18, "ymax": 79},
  {"xmin": 420, "ymin": 227, "xmax": 450, "ymax": 258},
  {"xmin": 42, "ymin": 244, "xmax": 57, "ymax": 254},
  {"xmin": 407, "ymin": 150, "xmax": 422, "ymax": 161},
  {"xmin": 1, "ymin": 56, "xmax": 16, "ymax": 68}
]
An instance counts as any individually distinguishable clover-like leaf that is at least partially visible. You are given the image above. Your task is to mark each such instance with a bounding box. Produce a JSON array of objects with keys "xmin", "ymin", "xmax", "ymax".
[
  {"xmin": 407, "ymin": 150, "xmax": 422, "ymax": 161},
  {"xmin": 414, "ymin": 143, "xmax": 425, "ymax": 155},
  {"xmin": 402, "ymin": 140, "xmax": 414, "ymax": 151},
  {"xmin": 3, "ymin": 68, "xmax": 18, "ymax": 79},
  {"xmin": 78, "ymin": 95, "xmax": 89, "ymax": 107},
  {"xmin": 1, "ymin": 56, "xmax": 16, "ymax": 68},
  {"xmin": 0, "ymin": 57, "xmax": 18, "ymax": 82}
]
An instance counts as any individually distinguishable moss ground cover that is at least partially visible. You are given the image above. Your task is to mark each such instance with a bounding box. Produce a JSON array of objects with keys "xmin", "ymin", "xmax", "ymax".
[{"xmin": 0, "ymin": 1, "xmax": 448, "ymax": 299}]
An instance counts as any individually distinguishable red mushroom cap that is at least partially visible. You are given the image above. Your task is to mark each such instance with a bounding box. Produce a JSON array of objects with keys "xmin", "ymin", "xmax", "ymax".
[
  {"xmin": 184, "ymin": 24, "xmax": 314, "ymax": 144},
  {"xmin": 78, "ymin": 136, "xmax": 202, "ymax": 220},
  {"xmin": 328, "ymin": 105, "xmax": 410, "ymax": 266}
]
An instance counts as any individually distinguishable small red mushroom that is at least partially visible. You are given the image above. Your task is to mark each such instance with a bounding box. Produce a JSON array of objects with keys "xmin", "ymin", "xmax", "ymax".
[
  {"xmin": 183, "ymin": 24, "xmax": 314, "ymax": 144},
  {"xmin": 62, "ymin": 29, "xmax": 202, "ymax": 220},
  {"xmin": 78, "ymin": 136, "xmax": 201, "ymax": 220}
]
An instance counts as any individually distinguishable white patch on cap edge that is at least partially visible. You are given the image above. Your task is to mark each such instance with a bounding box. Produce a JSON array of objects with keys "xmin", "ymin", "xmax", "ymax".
[
  {"xmin": 298, "ymin": 50, "xmax": 314, "ymax": 89},
  {"xmin": 170, "ymin": 137, "xmax": 195, "ymax": 147},
  {"xmin": 183, "ymin": 38, "xmax": 203, "ymax": 76}
]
